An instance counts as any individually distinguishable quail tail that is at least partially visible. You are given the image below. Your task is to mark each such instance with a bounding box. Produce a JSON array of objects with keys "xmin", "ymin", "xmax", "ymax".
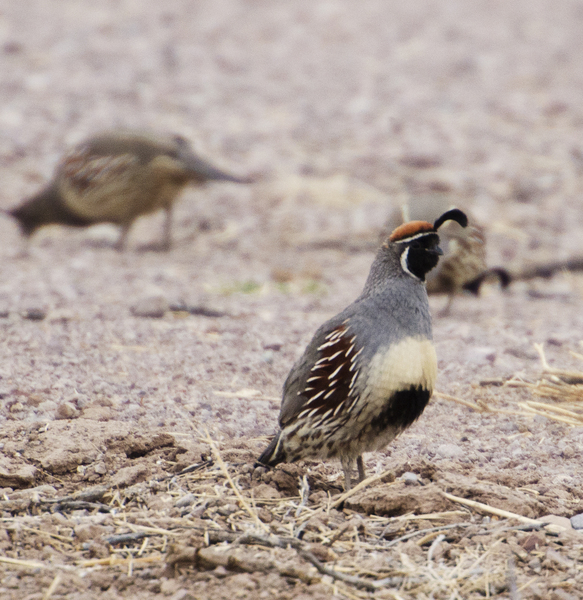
[{"xmin": 256, "ymin": 433, "xmax": 285, "ymax": 468}]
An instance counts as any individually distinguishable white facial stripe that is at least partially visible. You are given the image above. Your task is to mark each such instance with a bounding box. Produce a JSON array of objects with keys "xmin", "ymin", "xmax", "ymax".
[
  {"xmin": 394, "ymin": 231, "xmax": 436, "ymax": 244},
  {"xmin": 400, "ymin": 246, "xmax": 420, "ymax": 280}
]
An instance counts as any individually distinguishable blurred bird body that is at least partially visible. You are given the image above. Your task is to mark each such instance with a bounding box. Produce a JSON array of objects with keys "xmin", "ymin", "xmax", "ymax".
[
  {"xmin": 7, "ymin": 130, "xmax": 249, "ymax": 250},
  {"xmin": 259, "ymin": 209, "xmax": 468, "ymax": 490}
]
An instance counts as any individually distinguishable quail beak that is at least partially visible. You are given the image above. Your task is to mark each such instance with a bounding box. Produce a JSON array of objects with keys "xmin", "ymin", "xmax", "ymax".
[{"xmin": 430, "ymin": 245, "xmax": 444, "ymax": 256}]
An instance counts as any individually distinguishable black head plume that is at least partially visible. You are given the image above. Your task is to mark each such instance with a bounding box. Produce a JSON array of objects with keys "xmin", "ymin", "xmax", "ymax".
[{"xmin": 433, "ymin": 208, "xmax": 468, "ymax": 231}]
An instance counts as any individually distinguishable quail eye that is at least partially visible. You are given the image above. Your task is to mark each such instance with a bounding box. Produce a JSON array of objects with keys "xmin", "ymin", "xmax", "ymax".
[{"xmin": 410, "ymin": 241, "xmax": 422, "ymax": 250}]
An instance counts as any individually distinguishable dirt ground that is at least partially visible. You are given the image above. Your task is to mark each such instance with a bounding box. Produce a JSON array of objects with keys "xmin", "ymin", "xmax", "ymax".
[{"xmin": 2, "ymin": 0, "xmax": 583, "ymax": 598}]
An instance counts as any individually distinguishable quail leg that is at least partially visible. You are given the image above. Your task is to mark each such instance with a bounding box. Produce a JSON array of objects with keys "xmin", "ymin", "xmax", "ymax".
[
  {"xmin": 438, "ymin": 294, "xmax": 455, "ymax": 317},
  {"xmin": 357, "ymin": 455, "xmax": 366, "ymax": 482},
  {"xmin": 341, "ymin": 457, "xmax": 354, "ymax": 491},
  {"xmin": 159, "ymin": 205, "xmax": 173, "ymax": 251},
  {"xmin": 114, "ymin": 224, "xmax": 130, "ymax": 251}
]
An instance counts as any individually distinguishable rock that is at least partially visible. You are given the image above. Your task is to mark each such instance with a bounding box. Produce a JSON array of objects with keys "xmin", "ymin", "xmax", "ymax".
[
  {"xmin": 519, "ymin": 533, "xmax": 544, "ymax": 552},
  {"xmin": 175, "ymin": 493, "xmax": 195, "ymax": 508},
  {"xmin": 402, "ymin": 472, "xmax": 421, "ymax": 485},
  {"xmin": 528, "ymin": 557, "xmax": 542, "ymax": 574},
  {"xmin": 40, "ymin": 443, "xmax": 98, "ymax": 474},
  {"xmin": 8, "ymin": 485, "xmax": 57, "ymax": 503},
  {"xmin": 56, "ymin": 401, "xmax": 79, "ymax": 420},
  {"xmin": 94, "ymin": 462, "xmax": 107, "ymax": 475},
  {"xmin": 131, "ymin": 296, "xmax": 169, "ymax": 318},
  {"xmin": 570, "ymin": 513, "xmax": 583, "ymax": 529},
  {"xmin": 258, "ymin": 507, "xmax": 273, "ymax": 523},
  {"xmin": 252, "ymin": 483, "xmax": 281, "ymax": 500},
  {"xmin": 119, "ymin": 433, "xmax": 175, "ymax": 458},
  {"xmin": 539, "ymin": 515, "xmax": 572, "ymax": 532},
  {"xmin": 0, "ymin": 456, "xmax": 37, "ymax": 488},
  {"xmin": 216, "ymin": 503, "xmax": 238, "ymax": 516},
  {"xmin": 111, "ymin": 464, "xmax": 150, "ymax": 488},
  {"xmin": 345, "ymin": 482, "xmax": 449, "ymax": 516}
]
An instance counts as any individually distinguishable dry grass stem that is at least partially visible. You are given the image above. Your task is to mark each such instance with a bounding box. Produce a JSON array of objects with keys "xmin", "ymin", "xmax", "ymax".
[
  {"xmin": 6, "ymin": 349, "xmax": 583, "ymax": 598},
  {"xmin": 440, "ymin": 491, "xmax": 543, "ymax": 526},
  {"xmin": 43, "ymin": 572, "xmax": 62, "ymax": 600},
  {"xmin": 79, "ymin": 555, "xmax": 163, "ymax": 568},
  {"xmin": 434, "ymin": 391, "xmax": 487, "ymax": 411},
  {"xmin": 0, "ymin": 556, "xmax": 49, "ymax": 569},
  {"xmin": 331, "ymin": 468, "xmax": 396, "ymax": 509},
  {"xmin": 202, "ymin": 428, "xmax": 269, "ymax": 533}
]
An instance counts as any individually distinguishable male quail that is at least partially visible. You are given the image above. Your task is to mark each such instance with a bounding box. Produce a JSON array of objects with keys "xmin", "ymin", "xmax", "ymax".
[
  {"xmin": 386, "ymin": 195, "xmax": 508, "ymax": 313},
  {"xmin": 6, "ymin": 130, "xmax": 250, "ymax": 250},
  {"xmin": 258, "ymin": 208, "xmax": 468, "ymax": 490}
]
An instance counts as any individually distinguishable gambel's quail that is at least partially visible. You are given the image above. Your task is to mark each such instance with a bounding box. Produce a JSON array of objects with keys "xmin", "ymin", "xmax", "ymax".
[
  {"xmin": 6, "ymin": 130, "xmax": 251, "ymax": 250},
  {"xmin": 258, "ymin": 209, "xmax": 468, "ymax": 490}
]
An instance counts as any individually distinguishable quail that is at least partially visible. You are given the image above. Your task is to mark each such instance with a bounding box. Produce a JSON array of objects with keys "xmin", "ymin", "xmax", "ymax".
[
  {"xmin": 385, "ymin": 195, "xmax": 508, "ymax": 314},
  {"xmin": 258, "ymin": 208, "xmax": 468, "ymax": 491},
  {"xmin": 6, "ymin": 130, "xmax": 251, "ymax": 250}
]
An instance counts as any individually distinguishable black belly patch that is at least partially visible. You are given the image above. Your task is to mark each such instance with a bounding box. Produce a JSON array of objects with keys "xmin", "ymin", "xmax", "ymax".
[{"xmin": 374, "ymin": 386, "xmax": 431, "ymax": 432}]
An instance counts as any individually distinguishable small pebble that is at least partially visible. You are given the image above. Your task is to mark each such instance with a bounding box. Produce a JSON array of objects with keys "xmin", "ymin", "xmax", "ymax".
[
  {"xmin": 175, "ymin": 493, "xmax": 195, "ymax": 508},
  {"xmin": 93, "ymin": 462, "xmax": 107, "ymax": 475},
  {"xmin": 260, "ymin": 351, "xmax": 274, "ymax": 364},
  {"xmin": 258, "ymin": 507, "xmax": 273, "ymax": 523},
  {"xmin": 216, "ymin": 503, "xmax": 238, "ymax": 516},
  {"xmin": 130, "ymin": 296, "xmax": 169, "ymax": 318},
  {"xmin": 539, "ymin": 514, "xmax": 572, "ymax": 531},
  {"xmin": 570, "ymin": 513, "xmax": 583, "ymax": 529},
  {"xmin": 402, "ymin": 472, "xmax": 420, "ymax": 485},
  {"xmin": 263, "ymin": 342, "xmax": 282, "ymax": 351},
  {"xmin": 528, "ymin": 557, "xmax": 542, "ymax": 573},
  {"xmin": 56, "ymin": 401, "xmax": 79, "ymax": 420}
]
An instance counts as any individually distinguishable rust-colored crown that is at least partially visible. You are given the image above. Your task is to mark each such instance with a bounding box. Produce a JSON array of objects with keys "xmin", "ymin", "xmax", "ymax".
[{"xmin": 389, "ymin": 220, "xmax": 434, "ymax": 242}]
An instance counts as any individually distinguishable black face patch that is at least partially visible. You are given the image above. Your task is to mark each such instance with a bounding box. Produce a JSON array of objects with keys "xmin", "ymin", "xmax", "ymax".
[
  {"xmin": 401, "ymin": 233, "xmax": 442, "ymax": 280},
  {"xmin": 373, "ymin": 385, "xmax": 431, "ymax": 432}
]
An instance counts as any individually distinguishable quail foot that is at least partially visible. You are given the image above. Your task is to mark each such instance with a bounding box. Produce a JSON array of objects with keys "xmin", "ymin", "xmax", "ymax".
[
  {"xmin": 258, "ymin": 209, "xmax": 468, "ymax": 491},
  {"xmin": 6, "ymin": 130, "xmax": 252, "ymax": 251}
]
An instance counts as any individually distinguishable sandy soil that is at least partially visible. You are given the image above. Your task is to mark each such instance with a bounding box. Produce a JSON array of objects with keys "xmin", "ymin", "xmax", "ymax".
[{"xmin": 2, "ymin": 0, "xmax": 583, "ymax": 598}]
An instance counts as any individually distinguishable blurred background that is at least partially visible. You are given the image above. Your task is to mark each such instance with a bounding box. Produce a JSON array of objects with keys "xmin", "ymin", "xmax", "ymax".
[
  {"xmin": 3, "ymin": 0, "xmax": 583, "ymax": 256},
  {"xmin": 1, "ymin": 0, "xmax": 583, "ymax": 430}
]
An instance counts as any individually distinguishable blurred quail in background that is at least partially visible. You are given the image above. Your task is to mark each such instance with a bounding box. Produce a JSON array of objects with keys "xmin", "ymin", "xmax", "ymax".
[
  {"xmin": 6, "ymin": 130, "xmax": 251, "ymax": 250},
  {"xmin": 258, "ymin": 209, "xmax": 468, "ymax": 490},
  {"xmin": 384, "ymin": 194, "xmax": 508, "ymax": 314}
]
